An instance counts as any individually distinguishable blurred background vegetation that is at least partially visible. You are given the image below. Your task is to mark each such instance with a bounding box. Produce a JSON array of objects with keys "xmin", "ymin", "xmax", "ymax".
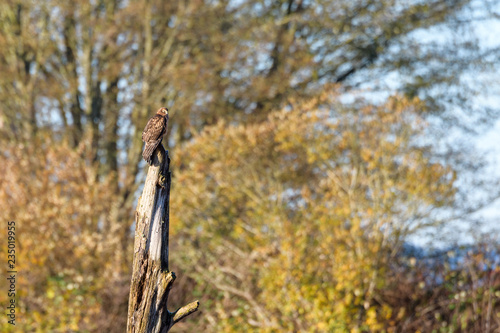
[{"xmin": 1, "ymin": 0, "xmax": 500, "ymax": 331}]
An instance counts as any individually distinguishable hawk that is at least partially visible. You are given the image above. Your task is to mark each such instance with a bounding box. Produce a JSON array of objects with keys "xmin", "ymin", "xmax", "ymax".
[{"xmin": 142, "ymin": 107, "xmax": 169, "ymax": 165}]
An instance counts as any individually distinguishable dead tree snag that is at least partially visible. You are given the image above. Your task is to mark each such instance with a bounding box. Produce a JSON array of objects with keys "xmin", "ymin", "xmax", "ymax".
[{"xmin": 127, "ymin": 146, "xmax": 199, "ymax": 332}]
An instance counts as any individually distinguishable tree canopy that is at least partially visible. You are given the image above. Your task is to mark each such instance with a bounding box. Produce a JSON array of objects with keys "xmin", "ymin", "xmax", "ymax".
[{"xmin": 0, "ymin": 0, "xmax": 499, "ymax": 331}]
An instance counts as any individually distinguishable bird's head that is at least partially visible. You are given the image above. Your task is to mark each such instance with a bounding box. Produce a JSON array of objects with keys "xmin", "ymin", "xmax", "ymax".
[{"xmin": 156, "ymin": 107, "xmax": 169, "ymax": 117}]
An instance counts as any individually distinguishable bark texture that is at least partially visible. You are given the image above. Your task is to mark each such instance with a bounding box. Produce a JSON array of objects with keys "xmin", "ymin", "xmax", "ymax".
[{"xmin": 127, "ymin": 145, "xmax": 199, "ymax": 332}]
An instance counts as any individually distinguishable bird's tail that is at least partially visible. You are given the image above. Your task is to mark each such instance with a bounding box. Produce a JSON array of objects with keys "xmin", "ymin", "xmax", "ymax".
[{"xmin": 143, "ymin": 139, "xmax": 162, "ymax": 165}]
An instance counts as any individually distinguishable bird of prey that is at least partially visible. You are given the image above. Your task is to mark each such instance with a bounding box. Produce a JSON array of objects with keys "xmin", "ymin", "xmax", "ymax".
[{"xmin": 142, "ymin": 107, "xmax": 169, "ymax": 165}]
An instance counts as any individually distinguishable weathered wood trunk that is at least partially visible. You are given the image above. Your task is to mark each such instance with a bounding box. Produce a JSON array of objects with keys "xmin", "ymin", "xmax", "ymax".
[{"xmin": 127, "ymin": 146, "xmax": 199, "ymax": 332}]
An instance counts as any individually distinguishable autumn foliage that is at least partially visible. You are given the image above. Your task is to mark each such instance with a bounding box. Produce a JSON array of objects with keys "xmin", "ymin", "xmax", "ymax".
[
  {"xmin": 169, "ymin": 93, "xmax": 484, "ymax": 332},
  {"xmin": 0, "ymin": 139, "xmax": 130, "ymax": 332},
  {"xmin": 1, "ymin": 0, "xmax": 500, "ymax": 332}
]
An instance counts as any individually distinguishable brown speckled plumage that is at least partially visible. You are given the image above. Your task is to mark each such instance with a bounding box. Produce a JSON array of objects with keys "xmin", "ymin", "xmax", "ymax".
[{"xmin": 142, "ymin": 107, "xmax": 169, "ymax": 165}]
